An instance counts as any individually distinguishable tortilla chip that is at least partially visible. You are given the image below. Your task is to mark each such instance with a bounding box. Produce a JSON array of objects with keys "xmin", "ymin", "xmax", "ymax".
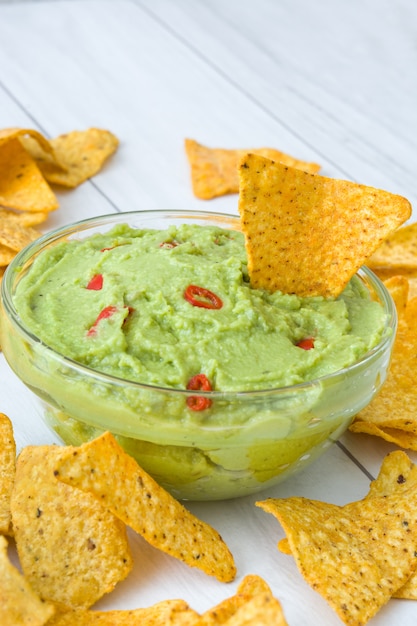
[
  {"xmin": 382, "ymin": 275, "xmax": 409, "ymax": 317},
  {"xmin": 45, "ymin": 599, "xmax": 199, "ymax": 625},
  {"xmin": 0, "ymin": 535, "xmax": 55, "ymax": 626},
  {"xmin": 0, "ymin": 217, "xmax": 40, "ymax": 252},
  {"xmin": 0, "ymin": 414, "xmax": 15, "ymax": 535},
  {"xmin": 0, "ymin": 137, "xmax": 59, "ymax": 212},
  {"xmin": 0, "ymin": 244, "xmax": 16, "ymax": 267},
  {"xmin": 54, "ymin": 432, "xmax": 236, "ymax": 583},
  {"xmin": 278, "ymin": 451, "xmax": 417, "ymax": 599},
  {"xmin": 238, "ymin": 154, "xmax": 412, "ymax": 297},
  {"xmin": 368, "ymin": 222, "xmax": 417, "ymax": 271},
  {"xmin": 222, "ymin": 592, "xmax": 288, "ymax": 626},
  {"xmin": 199, "ymin": 575, "xmax": 283, "ymax": 625},
  {"xmin": 277, "ymin": 538, "xmax": 291, "ymax": 555},
  {"xmin": 0, "ymin": 208, "xmax": 49, "ymax": 228},
  {"xmin": 256, "ymin": 488, "xmax": 417, "ymax": 625},
  {"xmin": 25, "ymin": 128, "xmax": 119, "ymax": 188},
  {"xmin": 185, "ymin": 139, "xmax": 320, "ymax": 200},
  {"xmin": 350, "ymin": 291, "xmax": 417, "ymax": 447},
  {"xmin": 0, "ymin": 127, "xmax": 56, "ymax": 157},
  {"xmin": 11, "ymin": 445, "xmax": 133, "ymax": 610}
]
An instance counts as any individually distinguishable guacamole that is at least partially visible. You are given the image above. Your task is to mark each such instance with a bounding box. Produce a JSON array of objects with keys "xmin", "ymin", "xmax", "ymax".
[
  {"xmin": 6, "ymin": 221, "xmax": 391, "ymax": 499},
  {"xmin": 13, "ymin": 223, "xmax": 387, "ymax": 391}
]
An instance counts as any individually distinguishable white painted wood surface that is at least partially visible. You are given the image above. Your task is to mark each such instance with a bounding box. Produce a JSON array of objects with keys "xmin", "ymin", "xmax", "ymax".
[{"xmin": 0, "ymin": 0, "xmax": 416, "ymax": 623}]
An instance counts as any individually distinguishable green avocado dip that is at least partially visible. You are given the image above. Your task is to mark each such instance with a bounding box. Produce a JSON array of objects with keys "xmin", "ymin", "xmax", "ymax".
[
  {"xmin": 14, "ymin": 223, "xmax": 386, "ymax": 391},
  {"xmin": 9, "ymin": 221, "xmax": 391, "ymax": 499}
]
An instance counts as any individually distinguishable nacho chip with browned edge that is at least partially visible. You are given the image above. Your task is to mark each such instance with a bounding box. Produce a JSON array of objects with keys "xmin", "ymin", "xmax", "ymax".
[
  {"xmin": 350, "ymin": 292, "xmax": 417, "ymax": 449},
  {"xmin": 54, "ymin": 432, "xmax": 236, "ymax": 583},
  {"xmin": 238, "ymin": 154, "xmax": 412, "ymax": 297},
  {"xmin": 45, "ymin": 599, "xmax": 199, "ymax": 626},
  {"xmin": 185, "ymin": 138, "xmax": 321, "ymax": 200},
  {"xmin": 256, "ymin": 488, "xmax": 417, "ymax": 626},
  {"xmin": 0, "ymin": 535, "xmax": 55, "ymax": 626},
  {"xmin": 22, "ymin": 128, "xmax": 119, "ymax": 188},
  {"xmin": 11, "ymin": 445, "xmax": 133, "ymax": 610},
  {"xmin": 0, "ymin": 137, "xmax": 59, "ymax": 212},
  {"xmin": 0, "ymin": 414, "xmax": 15, "ymax": 535},
  {"xmin": 368, "ymin": 222, "xmax": 417, "ymax": 271}
]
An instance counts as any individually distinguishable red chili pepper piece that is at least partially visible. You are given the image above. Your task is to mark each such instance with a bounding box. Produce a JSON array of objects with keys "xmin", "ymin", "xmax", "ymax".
[
  {"xmin": 86, "ymin": 274, "xmax": 104, "ymax": 290},
  {"xmin": 159, "ymin": 241, "xmax": 179, "ymax": 249},
  {"xmin": 184, "ymin": 285, "xmax": 223, "ymax": 309},
  {"xmin": 87, "ymin": 305, "xmax": 118, "ymax": 336},
  {"xmin": 186, "ymin": 374, "xmax": 212, "ymax": 411},
  {"xmin": 296, "ymin": 337, "xmax": 315, "ymax": 350}
]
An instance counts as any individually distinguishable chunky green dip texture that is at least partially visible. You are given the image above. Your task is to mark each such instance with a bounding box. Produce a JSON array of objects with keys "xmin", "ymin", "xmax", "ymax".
[{"xmin": 14, "ymin": 223, "xmax": 387, "ymax": 392}]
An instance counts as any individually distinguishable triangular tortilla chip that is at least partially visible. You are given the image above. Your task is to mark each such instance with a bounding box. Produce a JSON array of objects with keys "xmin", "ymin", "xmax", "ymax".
[
  {"xmin": 0, "ymin": 127, "xmax": 56, "ymax": 157},
  {"xmin": 0, "ymin": 138, "xmax": 58, "ymax": 212},
  {"xmin": 0, "ymin": 414, "xmax": 15, "ymax": 535},
  {"xmin": 238, "ymin": 154, "xmax": 412, "ymax": 297},
  {"xmin": 53, "ymin": 432, "xmax": 236, "ymax": 583},
  {"xmin": 0, "ymin": 535, "xmax": 55, "ymax": 626},
  {"xmin": 23, "ymin": 128, "xmax": 119, "ymax": 188},
  {"xmin": 44, "ymin": 599, "xmax": 198, "ymax": 625},
  {"xmin": 278, "ymin": 451, "xmax": 417, "ymax": 600},
  {"xmin": 11, "ymin": 445, "xmax": 133, "ymax": 610},
  {"xmin": 185, "ymin": 138, "xmax": 320, "ymax": 199},
  {"xmin": 257, "ymin": 486, "xmax": 417, "ymax": 625},
  {"xmin": 368, "ymin": 222, "xmax": 417, "ymax": 270},
  {"xmin": 350, "ymin": 291, "xmax": 417, "ymax": 447}
]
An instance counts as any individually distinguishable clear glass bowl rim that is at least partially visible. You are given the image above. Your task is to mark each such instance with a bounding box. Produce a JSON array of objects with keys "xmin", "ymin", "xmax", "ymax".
[{"xmin": 1, "ymin": 209, "xmax": 397, "ymax": 401}]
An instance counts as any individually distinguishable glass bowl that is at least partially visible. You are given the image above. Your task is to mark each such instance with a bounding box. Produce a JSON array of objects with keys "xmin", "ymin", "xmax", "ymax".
[{"xmin": 0, "ymin": 210, "xmax": 396, "ymax": 500}]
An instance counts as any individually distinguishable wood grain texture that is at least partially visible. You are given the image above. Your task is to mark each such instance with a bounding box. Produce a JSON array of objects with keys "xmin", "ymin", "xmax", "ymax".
[{"xmin": 0, "ymin": 1, "xmax": 416, "ymax": 623}]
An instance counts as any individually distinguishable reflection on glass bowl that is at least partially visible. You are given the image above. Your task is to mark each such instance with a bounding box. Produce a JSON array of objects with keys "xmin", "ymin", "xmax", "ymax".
[{"xmin": 0, "ymin": 210, "xmax": 396, "ymax": 500}]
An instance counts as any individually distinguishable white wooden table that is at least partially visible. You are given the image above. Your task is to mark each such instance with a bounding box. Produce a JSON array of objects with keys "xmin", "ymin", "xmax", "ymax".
[{"xmin": 0, "ymin": 1, "xmax": 416, "ymax": 623}]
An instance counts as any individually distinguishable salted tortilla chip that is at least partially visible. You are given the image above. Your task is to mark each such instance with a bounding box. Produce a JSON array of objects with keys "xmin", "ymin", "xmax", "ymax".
[
  {"xmin": 366, "ymin": 451, "xmax": 417, "ymax": 599},
  {"xmin": 0, "ymin": 414, "xmax": 15, "ymax": 535},
  {"xmin": 368, "ymin": 222, "xmax": 417, "ymax": 270},
  {"xmin": 279, "ymin": 452, "xmax": 417, "ymax": 598},
  {"xmin": 54, "ymin": 432, "xmax": 236, "ymax": 583},
  {"xmin": 0, "ymin": 138, "xmax": 58, "ymax": 212},
  {"xmin": 350, "ymin": 292, "xmax": 417, "ymax": 446},
  {"xmin": 26, "ymin": 128, "xmax": 119, "ymax": 188},
  {"xmin": 238, "ymin": 154, "xmax": 412, "ymax": 297},
  {"xmin": 0, "ymin": 535, "xmax": 55, "ymax": 626},
  {"xmin": 185, "ymin": 138, "xmax": 320, "ymax": 200},
  {"xmin": 45, "ymin": 599, "xmax": 199, "ymax": 625},
  {"xmin": 11, "ymin": 445, "xmax": 133, "ymax": 610},
  {"xmin": 256, "ymin": 488, "xmax": 417, "ymax": 625}
]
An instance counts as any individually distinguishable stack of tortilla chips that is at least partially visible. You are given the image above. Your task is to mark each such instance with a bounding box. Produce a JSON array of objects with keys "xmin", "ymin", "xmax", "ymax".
[{"xmin": 0, "ymin": 127, "xmax": 119, "ymax": 283}]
